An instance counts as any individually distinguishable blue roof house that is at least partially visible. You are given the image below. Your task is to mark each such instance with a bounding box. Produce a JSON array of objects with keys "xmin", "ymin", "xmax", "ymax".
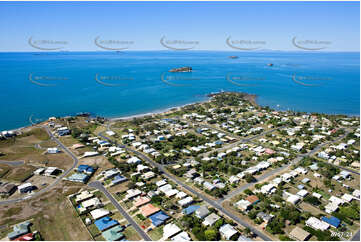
[
  {"xmin": 182, "ymin": 205, "xmax": 200, "ymax": 215},
  {"xmin": 94, "ymin": 217, "xmax": 119, "ymax": 231},
  {"xmin": 321, "ymin": 216, "xmax": 341, "ymax": 228},
  {"xmin": 111, "ymin": 175, "xmax": 128, "ymax": 186},
  {"xmin": 77, "ymin": 165, "xmax": 95, "ymax": 175},
  {"xmin": 149, "ymin": 211, "xmax": 170, "ymax": 226}
]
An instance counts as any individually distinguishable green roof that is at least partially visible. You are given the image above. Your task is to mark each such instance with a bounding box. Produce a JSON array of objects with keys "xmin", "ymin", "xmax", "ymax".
[{"xmin": 101, "ymin": 225, "xmax": 124, "ymax": 241}]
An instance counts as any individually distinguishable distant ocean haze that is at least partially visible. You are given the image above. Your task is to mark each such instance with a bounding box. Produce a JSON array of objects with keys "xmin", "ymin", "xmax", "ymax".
[{"xmin": 0, "ymin": 51, "xmax": 359, "ymax": 130}]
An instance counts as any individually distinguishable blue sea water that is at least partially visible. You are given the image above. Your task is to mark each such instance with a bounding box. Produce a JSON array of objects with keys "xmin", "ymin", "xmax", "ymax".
[{"xmin": 0, "ymin": 51, "xmax": 359, "ymax": 130}]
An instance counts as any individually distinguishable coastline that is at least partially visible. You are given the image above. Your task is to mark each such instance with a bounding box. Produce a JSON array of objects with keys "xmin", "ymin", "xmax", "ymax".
[
  {"xmin": 3, "ymin": 91, "xmax": 359, "ymax": 133},
  {"xmin": 109, "ymin": 92, "xmax": 258, "ymax": 122}
]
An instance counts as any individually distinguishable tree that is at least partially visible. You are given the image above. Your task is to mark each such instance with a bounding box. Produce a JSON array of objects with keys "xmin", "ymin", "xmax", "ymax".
[
  {"xmin": 205, "ymin": 229, "xmax": 218, "ymax": 241},
  {"xmin": 244, "ymin": 189, "xmax": 254, "ymax": 195},
  {"xmin": 244, "ymin": 174, "xmax": 256, "ymax": 183},
  {"xmin": 214, "ymin": 218, "xmax": 224, "ymax": 229}
]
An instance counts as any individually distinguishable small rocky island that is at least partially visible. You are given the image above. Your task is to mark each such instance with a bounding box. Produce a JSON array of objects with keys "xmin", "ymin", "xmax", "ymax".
[{"xmin": 169, "ymin": 66, "xmax": 192, "ymax": 72}]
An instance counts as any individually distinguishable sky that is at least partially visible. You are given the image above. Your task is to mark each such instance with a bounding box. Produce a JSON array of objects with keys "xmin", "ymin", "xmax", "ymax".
[{"xmin": 0, "ymin": 1, "xmax": 359, "ymax": 51}]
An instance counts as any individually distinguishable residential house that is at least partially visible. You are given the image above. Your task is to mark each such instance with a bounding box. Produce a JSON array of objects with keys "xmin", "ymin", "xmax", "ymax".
[
  {"xmin": 195, "ymin": 206, "xmax": 210, "ymax": 219},
  {"xmin": 163, "ymin": 223, "xmax": 181, "ymax": 239},
  {"xmin": 289, "ymin": 226, "xmax": 311, "ymax": 241},
  {"xmin": 305, "ymin": 217, "xmax": 329, "ymax": 231},
  {"xmin": 202, "ymin": 213, "xmax": 221, "ymax": 226},
  {"xmin": 219, "ymin": 224, "xmax": 238, "ymax": 240}
]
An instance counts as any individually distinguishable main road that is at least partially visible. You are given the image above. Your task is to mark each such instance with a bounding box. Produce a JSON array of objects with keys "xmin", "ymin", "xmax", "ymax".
[
  {"xmin": 0, "ymin": 126, "xmax": 79, "ymax": 205},
  {"xmin": 88, "ymin": 181, "xmax": 152, "ymax": 241}
]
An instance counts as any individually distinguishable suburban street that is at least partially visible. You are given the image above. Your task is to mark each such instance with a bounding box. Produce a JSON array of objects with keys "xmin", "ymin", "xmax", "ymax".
[
  {"xmin": 98, "ymin": 129, "xmax": 272, "ymax": 241},
  {"xmin": 98, "ymin": 124, "xmax": 359, "ymax": 242},
  {"xmin": 0, "ymin": 125, "xmax": 79, "ymax": 205},
  {"xmin": 219, "ymin": 130, "xmax": 352, "ymax": 202},
  {"xmin": 88, "ymin": 181, "xmax": 152, "ymax": 241},
  {"xmin": 351, "ymin": 229, "xmax": 360, "ymax": 241}
]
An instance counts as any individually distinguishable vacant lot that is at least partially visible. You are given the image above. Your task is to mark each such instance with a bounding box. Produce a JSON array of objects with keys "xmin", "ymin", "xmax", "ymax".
[{"xmin": 0, "ymin": 183, "xmax": 91, "ymax": 241}]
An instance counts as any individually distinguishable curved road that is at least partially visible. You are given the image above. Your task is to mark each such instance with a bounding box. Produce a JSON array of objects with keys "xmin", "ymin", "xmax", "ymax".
[{"xmin": 0, "ymin": 126, "xmax": 79, "ymax": 205}]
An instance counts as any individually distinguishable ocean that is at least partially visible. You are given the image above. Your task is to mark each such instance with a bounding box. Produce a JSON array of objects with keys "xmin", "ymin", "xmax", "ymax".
[{"xmin": 0, "ymin": 51, "xmax": 359, "ymax": 130}]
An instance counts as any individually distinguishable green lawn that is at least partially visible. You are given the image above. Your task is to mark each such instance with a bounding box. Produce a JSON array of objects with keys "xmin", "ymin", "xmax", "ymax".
[
  {"xmin": 87, "ymin": 224, "xmax": 100, "ymax": 237},
  {"xmin": 148, "ymin": 225, "xmax": 164, "ymax": 240},
  {"xmin": 123, "ymin": 227, "xmax": 142, "ymax": 241}
]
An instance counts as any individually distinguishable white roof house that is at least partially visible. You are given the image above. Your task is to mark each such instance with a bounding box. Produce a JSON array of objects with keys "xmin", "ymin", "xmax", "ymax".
[
  {"xmin": 105, "ymin": 130, "xmax": 115, "ymax": 136},
  {"xmin": 219, "ymin": 224, "xmax": 238, "ymax": 240},
  {"xmin": 127, "ymin": 156, "xmax": 141, "ymax": 164},
  {"xmin": 178, "ymin": 196, "xmax": 193, "ymax": 207},
  {"xmin": 202, "ymin": 213, "xmax": 221, "ymax": 226},
  {"xmin": 195, "ymin": 206, "xmax": 210, "ymax": 219},
  {"xmin": 352, "ymin": 189, "xmax": 360, "ymax": 198},
  {"xmin": 295, "ymin": 167, "xmax": 308, "ymax": 174},
  {"xmin": 341, "ymin": 194, "xmax": 354, "ymax": 203},
  {"xmin": 163, "ymin": 223, "xmax": 181, "ymax": 239},
  {"xmin": 165, "ymin": 189, "xmax": 179, "ymax": 197},
  {"xmin": 75, "ymin": 190, "xmax": 94, "ymax": 203},
  {"xmin": 325, "ymin": 202, "xmax": 339, "ymax": 214},
  {"xmin": 329, "ymin": 196, "xmax": 344, "ymax": 206},
  {"xmin": 287, "ymin": 194, "xmax": 301, "ymax": 205},
  {"xmin": 125, "ymin": 189, "xmax": 142, "ymax": 200},
  {"xmin": 171, "ymin": 231, "xmax": 191, "ymax": 241},
  {"xmin": 229, "ymin": 176, "xmax": 240, "ymax": 184},
  {"xmin": 81, "ymin": 197, "xmax": 102, "ymax": 209},
  {"xmin": 312, "ymin": 192, "xmax": 322, "ymax": 199},
  {"xmin": 156, "ymin": 179, "xmax": 167, "ymax": 187},
  {"xmin": 136, "ymin": 164, "xmax": 149, "ymax": 173},
  {"xmin": 305, "ymin": 217, "xmax": 330, "ymax": 231},
  {"xmin": 176, "ymin": 191, "xmax": 188, "ymax": 199},
  {"xmin": 261, "ymin": 184, "xmax": 276, "ymax": 194},
  {"xmin": 34, "ymin": 167, "xmax": 45, "ymax": 175},
  {"xmin": 297, "ymin": 189, "xmax": 309, "ymax": 198},
  {"xmin": 142, "ymin": 171, "xmax": 155, "ymax": 180},
  {"xmin": 281, "ymin": 173, "xmax": 293, "ymax": 182},
  {"xmin": 18, "ymin": 183, "xmax": 33, "ymax": 191},
  {"xmin": 47, "ymin": 147, "xmax": 59, "ymax": 153},
  {"xmin": 90, "ymin": 208, "xmax": 110, "ymax": 220},
  {"xmin": 203, "ymin": 181, "xmax": 216, "ymax": 191},
  {"xmin": 235, "ymin": 199, "xmax": 252, "ymax": 211},
  {"xmin": 159, "ymin": 184, "xmax": 172, "ymax": 193}
]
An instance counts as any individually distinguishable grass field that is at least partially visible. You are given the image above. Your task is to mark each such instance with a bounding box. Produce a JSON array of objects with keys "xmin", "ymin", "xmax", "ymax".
[
  {"xmin": 0, "ymin": 185, "xmax": 92, "ymax": 241},
  {"xmin": 123, "ymin": 226, "xmax": 142, "ymax": 241},
  {"xmin": 148, "ymin": 225, "xmax": 163, "ymax": 240}
]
